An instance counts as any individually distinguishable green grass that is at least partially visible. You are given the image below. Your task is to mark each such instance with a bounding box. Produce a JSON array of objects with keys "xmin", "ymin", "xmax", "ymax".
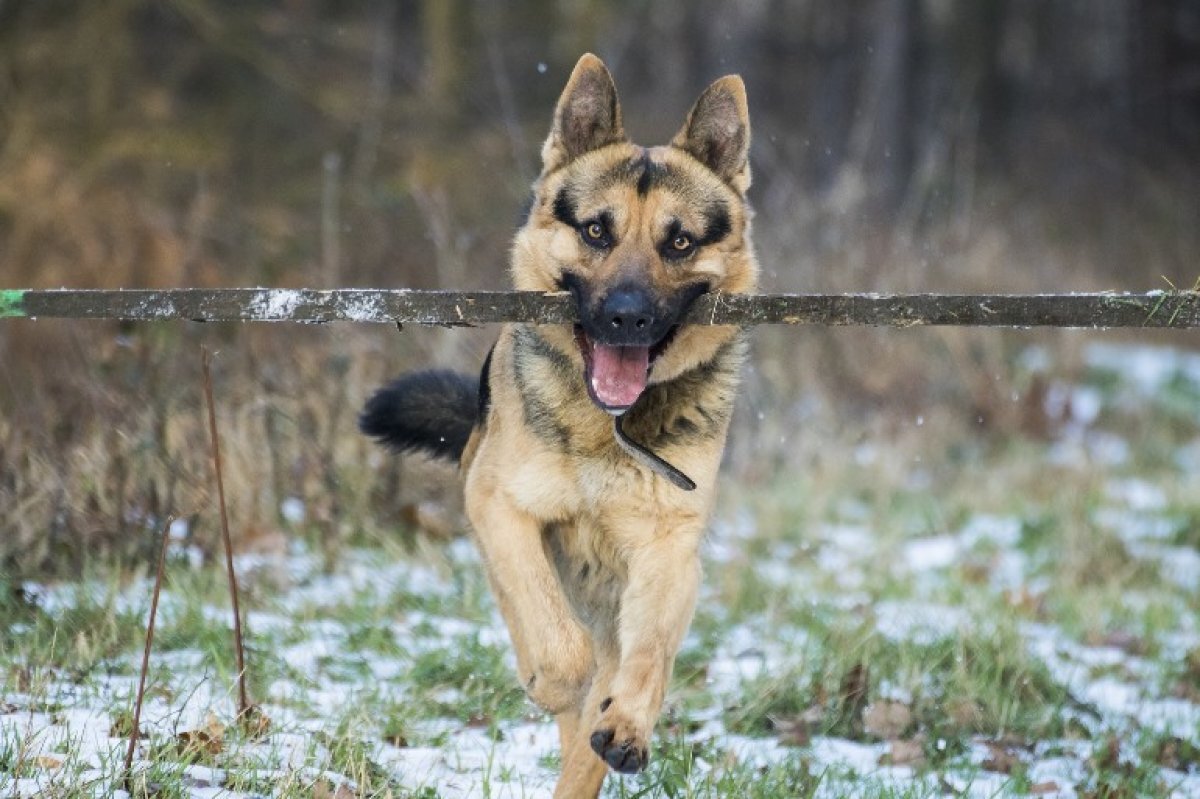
[{"xmin": 4, "ymin": 349, "xmax": 1200, "ymax": 797}]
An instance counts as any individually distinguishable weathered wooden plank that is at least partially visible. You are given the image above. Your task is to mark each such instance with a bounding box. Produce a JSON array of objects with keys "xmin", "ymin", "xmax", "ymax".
[{"xmin": 1, "ymin": 288, "xmax": 1198, "ymax": 328}]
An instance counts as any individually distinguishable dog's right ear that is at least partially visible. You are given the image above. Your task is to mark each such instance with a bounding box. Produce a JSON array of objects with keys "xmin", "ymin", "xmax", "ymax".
[{"xmin": 541, "ymin": 54, "xmax": 626, "ymax": 174}]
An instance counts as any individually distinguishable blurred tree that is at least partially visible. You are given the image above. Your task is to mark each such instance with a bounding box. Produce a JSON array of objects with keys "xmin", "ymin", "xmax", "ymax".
[{"xmin": 0, "ymin": 0, "xmax": 1196, "ymax": 291}]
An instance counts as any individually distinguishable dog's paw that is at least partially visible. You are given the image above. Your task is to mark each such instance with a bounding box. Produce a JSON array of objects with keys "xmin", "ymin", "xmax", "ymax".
[
  {"xmin": 522, "ymin": 631, "xmax": 593, "ymax": 714},
  {"xmin": 588, "ymin": 701, "xmax": 649, "ymax": 774}
]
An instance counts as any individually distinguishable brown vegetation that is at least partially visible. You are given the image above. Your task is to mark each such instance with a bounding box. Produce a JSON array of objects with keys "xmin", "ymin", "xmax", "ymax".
[{"xmin": 1, "ymin": 2, "xmax": 1198, "ymax": 575}]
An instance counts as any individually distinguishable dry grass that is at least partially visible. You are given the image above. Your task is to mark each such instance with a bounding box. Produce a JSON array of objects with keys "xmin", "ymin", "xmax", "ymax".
[{"xmin": 0, "ymin": 322, "xmax": 479, "ymax": 576}]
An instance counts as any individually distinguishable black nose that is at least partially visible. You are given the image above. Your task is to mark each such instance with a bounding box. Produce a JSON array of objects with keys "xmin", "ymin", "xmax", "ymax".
[{"xmin": 600, "ymin": 285, "xmax": 656, "ymax": 338}]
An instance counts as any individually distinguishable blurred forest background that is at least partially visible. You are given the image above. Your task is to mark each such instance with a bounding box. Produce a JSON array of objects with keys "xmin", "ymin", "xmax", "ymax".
[{"xmin": 1, "ymin": 1, "xmax": 1199, "ymax": 575}]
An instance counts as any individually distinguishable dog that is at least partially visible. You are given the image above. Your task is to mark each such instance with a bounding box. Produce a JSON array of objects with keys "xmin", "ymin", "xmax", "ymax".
[{"xmin": 360, "ymin": 53, "xmax": 758, "ymax": 797}]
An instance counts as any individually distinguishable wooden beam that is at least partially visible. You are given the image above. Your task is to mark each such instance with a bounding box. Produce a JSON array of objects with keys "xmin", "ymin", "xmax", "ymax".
[{"xmin": 1, "ymin": 288, "xmax": 1198, "ymax": 328}]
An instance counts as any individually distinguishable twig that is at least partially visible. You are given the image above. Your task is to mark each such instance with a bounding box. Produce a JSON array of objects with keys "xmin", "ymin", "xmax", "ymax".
[
  {"xmin": 123, "ymin": 514, "xmax": 174, "ymax": 790},
  {"xmin": 201, "ymin": 347, "xmax": 251, "ymax": 719}
]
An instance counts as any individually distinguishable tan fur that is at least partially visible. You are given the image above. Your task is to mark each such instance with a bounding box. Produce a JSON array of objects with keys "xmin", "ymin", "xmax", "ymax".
[{"xmin": 462, "ymin": 54, "xmax": 758, "ymax": 797}]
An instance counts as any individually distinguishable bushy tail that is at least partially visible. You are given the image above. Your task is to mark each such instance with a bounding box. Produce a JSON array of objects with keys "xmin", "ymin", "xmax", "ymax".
[{"xmin": 359, "ymin": 370, "xmax": 479, "ymax": 461}]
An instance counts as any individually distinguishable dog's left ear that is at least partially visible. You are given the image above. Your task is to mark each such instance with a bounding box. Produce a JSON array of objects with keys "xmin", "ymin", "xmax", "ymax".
[
  {"xmin": 671, "ymin": 76, "xmax": 751, "ymax": 193},
  {"xmin": 541, "ymin": 53, "xmax": 627, "ymax": 174}
]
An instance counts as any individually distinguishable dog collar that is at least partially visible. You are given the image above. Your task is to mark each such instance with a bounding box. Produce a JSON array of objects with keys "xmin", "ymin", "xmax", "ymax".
[{"xmin": 612, "ymin": 417, "xmax": 696, "ymax": 491}]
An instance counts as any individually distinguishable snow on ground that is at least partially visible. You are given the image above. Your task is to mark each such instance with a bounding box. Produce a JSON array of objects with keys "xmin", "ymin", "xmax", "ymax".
[{"xmin": 3, "ymin": 341, "xmax": 1200, "ymax": 797}]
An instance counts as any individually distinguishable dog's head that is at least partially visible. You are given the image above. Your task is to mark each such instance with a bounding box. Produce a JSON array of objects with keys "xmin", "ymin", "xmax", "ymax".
[{"xmin": 512, "ymin": 54, "xmax": 759, "ymax": 415}]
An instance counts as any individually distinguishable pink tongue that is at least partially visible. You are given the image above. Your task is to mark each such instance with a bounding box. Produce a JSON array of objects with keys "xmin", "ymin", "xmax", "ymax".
[{"xmin": 590, "ymin": 344, "xmax": 650, "ymax": 409}]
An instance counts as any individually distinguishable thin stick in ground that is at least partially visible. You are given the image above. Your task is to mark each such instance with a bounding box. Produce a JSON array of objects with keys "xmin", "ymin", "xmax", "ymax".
[
  {"xmin": 201, "ymin": 347, "xmax": 251, "ymax": 719},
  {"xmin": 123, "ymin": 514, "xmax": 174, "ymax": 789}
]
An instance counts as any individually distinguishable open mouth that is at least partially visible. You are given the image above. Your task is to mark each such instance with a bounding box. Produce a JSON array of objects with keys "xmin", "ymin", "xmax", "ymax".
[{"xmin": 574, "ymin": 325, "xmax": 678, "ymax": 414}]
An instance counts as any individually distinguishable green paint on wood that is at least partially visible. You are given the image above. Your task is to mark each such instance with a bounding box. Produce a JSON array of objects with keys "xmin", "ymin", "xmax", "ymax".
[{"xmin": 0, "ymin": 290, "xmax": 26, "ymax": 318}]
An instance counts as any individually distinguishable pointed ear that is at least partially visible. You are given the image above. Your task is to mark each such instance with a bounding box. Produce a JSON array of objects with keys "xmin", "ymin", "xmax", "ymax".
[
  {"xmin": 671, "ymin": 75, "xmax": 751, "ymax": 191},
  {"xmin": 541, "ymin": 54, "xmax": 626, "ymax": 173}
]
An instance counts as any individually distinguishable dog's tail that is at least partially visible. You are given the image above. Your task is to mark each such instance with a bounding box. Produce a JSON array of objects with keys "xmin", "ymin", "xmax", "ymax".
[{"xmin": 359, "ymin": 370, "xmax": 479, "ymax": 462}]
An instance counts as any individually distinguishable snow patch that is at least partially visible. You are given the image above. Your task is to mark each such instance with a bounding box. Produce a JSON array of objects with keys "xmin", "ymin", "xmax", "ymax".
[{"xmin": 249, "ymin": 289, "xmax": 304, "ymax": 319}]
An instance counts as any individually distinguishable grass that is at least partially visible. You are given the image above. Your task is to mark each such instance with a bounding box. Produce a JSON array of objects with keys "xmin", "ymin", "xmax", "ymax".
[{"xmin": 3, "ymin": 342, "xmax": 1200, "ymax": 797}]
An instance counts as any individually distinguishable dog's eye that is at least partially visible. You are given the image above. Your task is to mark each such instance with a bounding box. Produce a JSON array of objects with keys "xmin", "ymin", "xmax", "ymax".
[
  {"xmin": 663, "ymin": 232, "xmax": 695, "ymax": 259},
  {"xmin": 580, "ymin": 220, "xmax": 610, "ymax": 249}
]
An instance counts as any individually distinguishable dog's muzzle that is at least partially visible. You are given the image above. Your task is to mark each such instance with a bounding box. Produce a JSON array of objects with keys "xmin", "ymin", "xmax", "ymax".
[{"xmin": 564, "ymin": 276, "xmax": 706, "ymax": 415}]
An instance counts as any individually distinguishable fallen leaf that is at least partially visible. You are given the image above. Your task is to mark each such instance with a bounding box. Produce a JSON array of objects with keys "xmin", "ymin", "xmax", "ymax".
[
  {"xmin": 799, "ymin": 703, "xmax": 825, "ymax": 725},
  {"xmin": 959, "ymin": 560, "xmax": 992, "ymax": 585},
  {"xmin": 1172, "ymin": 679, "xmax": 1200, "ymax": 702},
  {"xmin": 313, "ymin": 781, "xmax": 356, "ymax": 799},
  {"xmin": 1154, "ymin": 736, "xmax": 1200, "ymax": 770},
  {"xmin": 1027, "ymin": 782, "xmax": 1059, "ymax": 795},
  {"xmin": 946, "ymin": 697, "xmax": 984, "ymax": 730},
  {"xmin": 34, "ymin": 755, "xmax": 62, "ymax": 769},
  {"xmin": 981, "ymin": 740, "xmax": 1021, "ymax": 774},
  {"xmin": 465, "ymin": 713, "xmax": 494, "ymax": 729},
  {"xmin": 836, "ymin": 662, "xmax": 870, "ymax": 735},
  {"xmin": 238, "ymin": 704, "xmax": 271, "ymax": 738},
  {"xmin": 771, "ymin": 715, "xmax": 811, "ymax": 747},
  {"xmin": 863, "ymin": 700, "xmax": 913, "ymax": 740},
  {"xmin": 769, "ymin": 701, "xmax": 825, "ymax": 747},
  {"xmin": 176, "ymin": 712, "xmax": 225, "ymax": 758},
  {"xmin": 879, "ymin": 736, "xmax": 925, "ymax": 767},
  {"xmin": 1090, "ymin": 733, "xmax": 1122, "ymax": 772},
  {"xmin": 1003, "ymin": 586, "xmax": 1047, "ymax": 616},
  {"xmin": 1086, "ymin": 630, "xmax": 1147, "ymax": 656},
  {"xmin": 1186, "ymin": 648, "xmax": 1200, "ymax": 681},
  {"xmin": 9, "ymin": 666, "xmax": 31, "ymax": 693}
]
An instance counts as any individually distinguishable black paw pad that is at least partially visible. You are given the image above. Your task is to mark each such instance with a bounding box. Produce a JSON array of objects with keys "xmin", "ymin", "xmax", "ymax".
[
  {"xmin": 589, "ymin": 727, "xmax": 614, "ymax": 755},
  {"xmin": 590, "ymin": 729, "xmax": 647, "ymax": 774}
]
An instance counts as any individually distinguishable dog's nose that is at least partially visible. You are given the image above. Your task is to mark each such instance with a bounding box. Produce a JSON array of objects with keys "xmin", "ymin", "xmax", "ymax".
[{"xmin": 602, "ymin": 286, "xmax": 655, "ymax": 333}]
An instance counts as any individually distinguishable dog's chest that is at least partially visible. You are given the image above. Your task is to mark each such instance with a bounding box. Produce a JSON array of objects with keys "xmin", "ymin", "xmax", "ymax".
[
  {"xmin": 543, "ymin": 516, "xmax": 627, "ymax": 641},
  {"xmin": 508, "ymin": 326, "xmax": 737, "ymax": 459}
]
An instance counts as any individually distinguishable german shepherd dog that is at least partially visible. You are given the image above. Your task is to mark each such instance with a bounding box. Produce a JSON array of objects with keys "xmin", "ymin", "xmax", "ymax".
[{"xmin": 361, "ymin": 54, "xmax": 758, "ymax": 797}]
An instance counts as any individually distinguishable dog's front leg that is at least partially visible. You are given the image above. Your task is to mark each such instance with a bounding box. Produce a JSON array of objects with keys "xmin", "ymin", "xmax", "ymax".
[
  {"xmin": 464, "ymin": 482, "xmax": 593, "ymax": 714},
  {"xmin": 587, "ymin": 524, "xmax": 703, "ymax": 774},
  {"xmin": 554, "ymin": 650, "xmax": 619, "ymax": 799}
]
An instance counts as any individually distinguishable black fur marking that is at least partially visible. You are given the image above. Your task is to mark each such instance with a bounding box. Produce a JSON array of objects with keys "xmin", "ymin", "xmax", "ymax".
[
  {"xmin": 478, "ymin": 343, "xmax": 496, "ymax": 422},
  {"xmin": 512, "ymin": 327, "xmax": 576, "ymax": 449},
  {"xmin": 517, "ymin": 324, "xmax": 576, "ymax": 376},
  {"xmin": 552, "ymin": 187, "xmax": 580, "ymax": 228},
  {"xmin": 558, "ymin": 271, "xmax": 589, "ymax": 307},
  {"xmin": 667, "ymin": 280, "xmax": 713, "ymax": 321},
  {"xmin": 592, "ymin": 152, "xmax": 687, "ymax": 196},
  {"xmin": 623, "ymin": 337, "xmax": 740, "ymax": 449},
  {"xmin": 359, "ymin": 370, "xmax": 478, "ymax": 461},
  {"xmin": 699, "ymin": 203, "xmax": 732, "ymax": 246},
  {"xmin": 636, "ymin": 152, "xmax": 664, "ymax": 196}
]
